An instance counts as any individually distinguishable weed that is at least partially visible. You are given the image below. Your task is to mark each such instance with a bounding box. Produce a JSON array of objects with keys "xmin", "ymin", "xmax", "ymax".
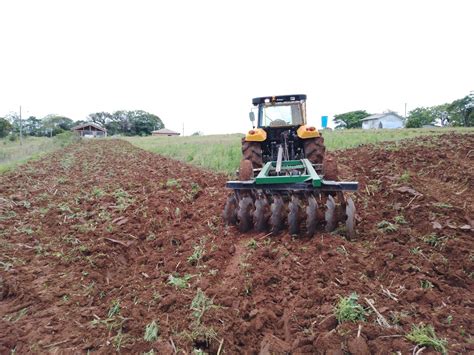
[
  {"xmin": 444, "ymin": 315, "xmax": 453, "ymax": 325},
  {"xmin": 422, "ymin": 234, "xmax": 445, "ymax": 248},
  {"xmin": 377, "ymin": 220, "xmax": 398, "ymax": 233},
  {"xmin": 399, "ymin": 171, "xmax": 410, "ymax": 183},
  {"xmin": 420, "ymin": 280, "xmax": 433, "ymax": 289},
  {"xmin": 144, "ymin": 320, "xmax": 160, "ymax": 342},
  {"xmin": 246, "ymin": 239, "xmax": 258, "ymax": 250},
  {"xmin": 410, "ymin": 247, "xmax": 422, "ymax": 255},
  {"xmin": 334, "ymin": 293, "xmax": 367, "ymax": 323},
  {"xmin": 188, "ymin": 237, "xmax": 206, "ymax": 265},
  {"xmin": 108, "ymin": 300, "xmax": 121, "ymax": 318},
  {"xmin": 165, "ymin": 179, "xmax": 180, "ymax": 188},
  {"xmin": 393, "ymin": 215, "xmax": 407, "ymax": 224},
  {"xmin": 168, "ymin": 274, "xmax": 192, "ymax": 289},
  {"xmin": 336, "ymin": 245, "xmax": 349, "ymax": 256},
  {"xmin": 432, "ymin": 202, "xmax": 453, "ymax": 209},
  {"xmin": 92, "ymin": 187, "xmax": 105, "ymax": 198},
  {"xmin": 191, "ymin": 289, "xmax": 213, "ymax": 322},
  {"xmin": 406, "ymin": 324, "xmax": 447, "ymax": 354}
]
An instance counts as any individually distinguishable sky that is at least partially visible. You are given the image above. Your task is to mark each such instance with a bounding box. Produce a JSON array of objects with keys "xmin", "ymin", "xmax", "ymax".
[{"xmin": 0, "ymin": 0, "xmax": 473, "ymax": 134}]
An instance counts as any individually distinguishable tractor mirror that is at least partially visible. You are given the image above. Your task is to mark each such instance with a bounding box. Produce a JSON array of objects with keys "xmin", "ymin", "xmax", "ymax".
[{"xmin": 249, "ymin": 112, "xmax": 255, "ymax": 122}]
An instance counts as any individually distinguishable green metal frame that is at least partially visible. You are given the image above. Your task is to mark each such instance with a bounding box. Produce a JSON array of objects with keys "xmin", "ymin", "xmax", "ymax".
[{"xmin": 255, "ymin": 159, "xmax": 322, "ymax": 187}]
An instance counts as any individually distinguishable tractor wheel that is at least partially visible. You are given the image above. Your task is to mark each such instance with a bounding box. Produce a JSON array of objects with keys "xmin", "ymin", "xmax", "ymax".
[
  {"xmin": 303, "ymin": 137, "xmax": 325, "ymax": 164},
  {"xmin": 242, "ymin": 140, "xmax": 263, "ymax": 169},
  {"xmin": 239, "ymin": 159, "xmax": 253, "ymax": 181}
]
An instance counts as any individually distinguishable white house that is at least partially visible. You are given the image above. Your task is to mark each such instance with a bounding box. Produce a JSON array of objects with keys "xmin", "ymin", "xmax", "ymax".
[{"xmin": 361, "ymin": 112, "xmax": 405, "ymax": 129}]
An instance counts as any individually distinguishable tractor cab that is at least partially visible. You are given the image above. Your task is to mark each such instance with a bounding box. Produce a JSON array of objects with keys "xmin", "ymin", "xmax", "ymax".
[{"xmin": 250, "ymin": 94, "xmax": 307, "ymax": 128}]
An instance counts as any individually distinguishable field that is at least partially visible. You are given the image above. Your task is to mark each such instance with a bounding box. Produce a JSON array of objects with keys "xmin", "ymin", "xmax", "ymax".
[
  {"xmin": 0, "ymin": 132, "xmax": 473, "ymax": 353},
  {"xmin": 124, "ymin": 127, "xmax": 474, "ymax": 174},
  {"xmin": 0, "ymin": 134, "xmax": 76, "ymax": 173}
]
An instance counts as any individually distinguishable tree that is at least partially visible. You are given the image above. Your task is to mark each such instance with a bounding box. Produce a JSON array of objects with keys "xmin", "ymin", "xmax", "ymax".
[
  {"xmin": 42, "ymin": 115, "xmax": 75, "ymax": 136},
  {"xmin": 24, "ymin": 116, "xmax": 43, "ymax": 136},
  {"xmin": 446, "ymin": 96, "xmax": 474, "ymax": 127},
  {"xmin": 87, "ymin": 112, "xmax": 113, "ymax": 128},
  {"xmin": 405, "ymin": 107, "xmax": 436, "ymax": 128},
  {"xmin": 110, "ymin": 110, "xmax": 164, "ymax": 136},
  {"xmin": 0, "ymin": 117, "xmax": 12, "ymax": 138},
  {"xmin": 334, "ymin": 110, "xmax": 371, "ymax": 129}
]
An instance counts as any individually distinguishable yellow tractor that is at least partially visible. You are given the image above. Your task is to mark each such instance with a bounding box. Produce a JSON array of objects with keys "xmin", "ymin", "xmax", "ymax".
[{"xmin": 223, "ymin": 95, "xmax": 357, "ymax": 237}]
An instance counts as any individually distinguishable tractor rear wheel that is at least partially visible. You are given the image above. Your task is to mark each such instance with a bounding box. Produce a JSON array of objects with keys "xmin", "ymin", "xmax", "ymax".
[
  {"xmin": 303, "ymin": 137, "xmax": 325, "ymax": 164},
  {"xmin": 242, "ymin": 140, "xmax": 263, "ymax": 169}
]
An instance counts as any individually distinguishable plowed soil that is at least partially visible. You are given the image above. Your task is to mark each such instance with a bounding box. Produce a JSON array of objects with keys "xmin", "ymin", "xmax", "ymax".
[{"xmin": 0, "ymin": 133, "xmax": 473, "ymax": 354}]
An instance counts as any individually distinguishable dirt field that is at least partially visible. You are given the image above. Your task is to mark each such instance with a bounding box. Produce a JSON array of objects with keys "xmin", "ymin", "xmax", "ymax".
[{"xmin": 0, "ymin": 133, "xmax": 473, "ymax": 354}]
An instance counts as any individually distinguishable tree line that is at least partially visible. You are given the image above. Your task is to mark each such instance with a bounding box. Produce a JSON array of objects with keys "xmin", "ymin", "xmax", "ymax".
[
  {"xmin": 333, "ymin": 94, "xmax": 473, "ymax": 129},
  {"xmin": 0, "ymin": 110, "xmax": 164, "ymax": 138}
]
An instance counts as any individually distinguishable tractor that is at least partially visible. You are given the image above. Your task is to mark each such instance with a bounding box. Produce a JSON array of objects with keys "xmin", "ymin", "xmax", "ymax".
[{"xmin": 223, "ymin": 94, "xmax": 357, "ymax": 237}]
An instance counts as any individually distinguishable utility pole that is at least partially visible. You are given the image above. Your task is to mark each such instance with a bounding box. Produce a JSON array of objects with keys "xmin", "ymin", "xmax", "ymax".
[
  {"xmin": 182, "ymin": 122, "xmax": 184, "ymax": 137},
  {"xmin": 404, "ymin": 103, "xmax": 407, "ymax": 118},
  {"xmin": 19, "ymin": 105, "xmax": 23, "ymax": 145}
]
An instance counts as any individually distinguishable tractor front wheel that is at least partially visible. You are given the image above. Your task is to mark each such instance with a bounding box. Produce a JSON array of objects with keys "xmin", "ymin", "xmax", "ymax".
[
  {"xmin": 303, "ymin": 137, "xmax": 325, "ymax": 164},
  {"xmin": 242, "ymin": 140, "xmax": 263, "ymax": 169}
]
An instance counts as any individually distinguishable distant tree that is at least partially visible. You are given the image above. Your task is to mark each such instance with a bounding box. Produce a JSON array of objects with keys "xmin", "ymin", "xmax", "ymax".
[
  {"xmin": 191, "ymin": 131, "xmax": 203, "ymax": 136},
  {"xmin": 110, "ymin": 110, "xmax": 164, "ymax": 136},
  {"xmin": 0, "ymin": 117, "xmax": 12, "ymax": 138},
  {"xmin": 24, "ymin": 116, "xmax": 43, "ymax": 136},
  {"xmin": 87, "ymin": 112, "xmax": 113, "ymax": 127},
  {"xmin": 42, "ymin": 115, "xmax": 75, "ymax": 136},
  {"xmin": 446, "ymin": 96, "xmax": 474, "ymax": 127},
  {"xmin": 406, "ymin": 107, "xmax": 436, "ymax": 128},
  {"xmin": 334, "ymin": 110, "xmax": 371, "ymax": 129}
]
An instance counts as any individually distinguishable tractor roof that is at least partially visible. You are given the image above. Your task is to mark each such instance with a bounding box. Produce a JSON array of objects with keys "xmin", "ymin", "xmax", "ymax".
[{"xmin": 252, "ymin": 94, "xmax": 306, "ymax": 106}]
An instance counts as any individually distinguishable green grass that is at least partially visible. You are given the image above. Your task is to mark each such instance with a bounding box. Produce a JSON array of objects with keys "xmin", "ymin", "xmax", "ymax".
[
  {"xmin": 406, "ymin": 324, "xmax": 448, "ymax": 354},
  {"xmin": 123, "ymin": 127, "xmax": 474, "ymax": 174},
  {"xmin": 0, "ymin": 133, "xmax": 77, "ymax": 173},
  {"xmin": 334, "ymin": 292, "xmax": 367, "ymax": 323}
]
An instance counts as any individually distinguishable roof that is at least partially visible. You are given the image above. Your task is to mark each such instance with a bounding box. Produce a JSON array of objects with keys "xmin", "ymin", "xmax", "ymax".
[
  {"xmin": 252, "ymin": 94, "xmax": 306, "ymax": 106},
  {"xmin": 71, "ymin": 122, "xmax": 107, "ymax": 131},
  {"xmin": 361, "ymin": 112, "xmax": 405, "ymax": 122},
  {"xmin": 152, "ymin": 128, "xmax": 180, "ymax": 135}
]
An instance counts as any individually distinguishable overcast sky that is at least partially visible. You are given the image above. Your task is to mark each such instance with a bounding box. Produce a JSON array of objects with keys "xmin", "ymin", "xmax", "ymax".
[{"xmin": 0, "ymin": 0, "xmax": 472, "ymax": 134}]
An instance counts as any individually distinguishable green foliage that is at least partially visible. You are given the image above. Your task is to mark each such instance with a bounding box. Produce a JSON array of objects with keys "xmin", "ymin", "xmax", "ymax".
[
  {"xmin": 334, "ymin": 292, "xmax": 367, "ymax": 323},
  {"xmin": 406, "ymin": 324, "xmax": 448, "ymax": 354},
  {"xmin": 334, "ymin": 110, "xmax": 371, "ymax": 129},
  {"xmin": 167, "ymin": 274, "xmax": 192, "ymax": 289},
  {"xmin": 377, "ymin": 220, "xmax": 398, "ymax": 233},
  {"xmin": 144, "ymin": 320, "xmax": 160, "ymax": 342},
  {"xmin": 406, "ymin": 107, "xmax": 438, "ymax": 128},
  {"xmin": 108, "ymin": 300, "xmax": 121, "ymax": 318},
  {"xmin": 87, "ymin": 110, "xmax": 164, "ymax": 136},
  {"xmin": 190, "ymin": 289, "xmax": 213, "ymax": 322},
  {"xmin": 0, "ymin": 118, "xmax": 12, "ymax": 138},
  {"xmin": 188, "ymin": 237, "xmax": 206, "ymax": 265}
]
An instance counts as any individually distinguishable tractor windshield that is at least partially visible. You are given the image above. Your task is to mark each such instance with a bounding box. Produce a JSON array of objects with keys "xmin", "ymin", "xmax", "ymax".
[{"xmin": 260, "ymin": 102, "xmax": 304, "ymax": 127}]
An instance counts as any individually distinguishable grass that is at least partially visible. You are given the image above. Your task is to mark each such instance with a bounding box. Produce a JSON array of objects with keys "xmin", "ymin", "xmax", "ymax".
[
  {"xmin": 144, "ymin": 320, "xmax": 160, "ymax": 342},
  {"xmin": 0, "ymin": 133, "xmax": 77, "ymax": 173},
  {"xmin": 406, "ymin": 324, "xmax": 448, "ymax": 354},
  {"xmin": 123, "ymin": 127, "xmax": 474, "ymax": 174},
  {"xmin": 334, "ymin": 292, "xmax": 367, "ymax": 323}
]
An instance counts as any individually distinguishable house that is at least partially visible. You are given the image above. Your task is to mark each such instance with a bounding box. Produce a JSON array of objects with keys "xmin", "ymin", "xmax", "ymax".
[
  {"xmin": 71, "ymin": 122, "xmax": 107, "ymax": 137},
  {"xmin": 152, "ymin": 128, "xmax": 180, "ymax": 136},
  {"xmin": 361, "ymin": 112, "xmax": 405, "ymax": 129}
]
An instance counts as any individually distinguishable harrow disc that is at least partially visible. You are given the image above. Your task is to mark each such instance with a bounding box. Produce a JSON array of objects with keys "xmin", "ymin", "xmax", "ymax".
[
  {"xmin": 270, "ymin": 194, "xmax": 285, "ymax": 233},
  {"xmin": 288, "ymin": 195, "xmax": 301, "ymax": 235},
  {"xmin": 325, "ymin": 194, "xmax": 337, "ymax": 232},
  {"xmin": 222, "ymin": 194, "xmax": 238, "ymax": 225},
  {"xmin": 345, "ymin": 196, "xmax": 356, "ymax": 239},
  {"xmin": 253, "ymin": 195, "xmax": 270, "ymax": 232},
  {"xmin": 237, "ymin": 195, "xmax": 254, "ymax": 232},
  {"xmin": 306, "ymin": 195, "xmax": 318, "ymax": 237}
]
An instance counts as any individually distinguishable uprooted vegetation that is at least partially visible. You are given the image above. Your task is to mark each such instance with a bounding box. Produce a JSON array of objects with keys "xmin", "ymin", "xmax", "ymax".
[{"xmin": 0, "ymin": 133, "xmax": 473, "ymax": 353}]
